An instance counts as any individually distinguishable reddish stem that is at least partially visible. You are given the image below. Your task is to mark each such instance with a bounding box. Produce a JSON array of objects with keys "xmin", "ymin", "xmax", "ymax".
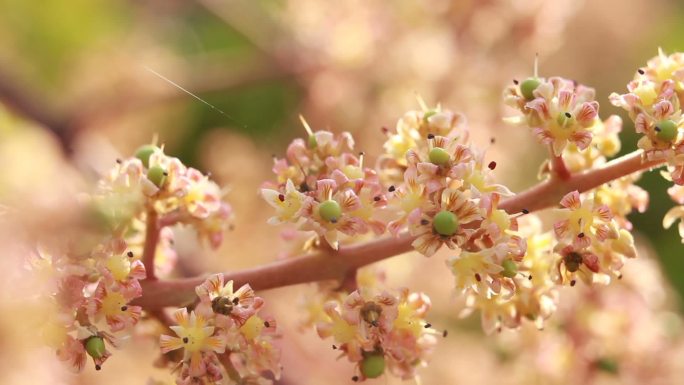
[
  {"xmin": 142, "ymin": 209, "xmax": 160, "ymax": 281},
  {"xmin": 134, "ymin": 150, "xmax": 665, "ymax": 309},
  {"xmin": 549, "ymin": 146, "xmax": 571, "ymax": 181}
]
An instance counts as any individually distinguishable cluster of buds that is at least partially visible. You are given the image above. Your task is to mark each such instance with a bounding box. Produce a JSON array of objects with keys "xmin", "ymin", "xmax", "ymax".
[
  {"xmin": 32, "ymin": 144, "xmax": 233, "ymax": 373},
  {"xmin": 303, "ymin": 270, "xmax": 437, "ymax": 381},
  {"xmin": 610, "ymin": 49, "xmax": 684, "ymax": 166},
  {"xmin": 161, "ymin": 274, "xmax": 280, "ymax": 384},
  {"xmin": 261, "ymin": 117, "xmax": 387, "ymax": 249}
]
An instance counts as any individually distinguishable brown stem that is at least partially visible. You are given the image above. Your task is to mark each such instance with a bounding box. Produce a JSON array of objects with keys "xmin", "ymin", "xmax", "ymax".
[
  {"xmin": 134, "ymin": 150, "xmax": 666, "ymax": 309},
  {"xmin": 142, "ymin": 209, "xmax": 160, "ymax": 281}
]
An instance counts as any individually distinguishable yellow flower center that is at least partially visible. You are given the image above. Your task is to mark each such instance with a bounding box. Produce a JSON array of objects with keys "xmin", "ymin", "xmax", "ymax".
[
  {"xmin": 106, "ymin": 255, "xmax": 131, "ymax": 281},
  {"xmin": 569, "ymin": 207, "xmax": 594, "ymax": 234},
  {"xmin": 634, "ymin": 82, "xmax": 657, "ymax": 106},
  {"xmin": 102, "ymin": 292, "xmax": 127, "ymax": 316},
  {"xmin": 240, "ymin": 315, "xmax": 265, "ymax": 340}
]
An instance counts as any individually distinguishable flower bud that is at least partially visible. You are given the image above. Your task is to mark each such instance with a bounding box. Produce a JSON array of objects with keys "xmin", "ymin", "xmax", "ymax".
[
  {"xmin": 520, "ymin": 78, "xmax": 541, "ymax": 101},
  {"xmin": 501, "ymin": 259, "xmax": 517, "ymax": 278},
  {"xmin": 135, "ymin": 144, "xmax": 159, "ymax": 168},
  {"xmin": 429, "ymin": 147, "xmax": 450, "ymax": 166},
  {"xmin": 655, "ymin": 119, "xmax": 678, "ymax": 142},
  {"xmin": 319, "ymin": 200, "xmax": 342, "ymax": 223},
  {"xmin": 147, "ymin": 165, "xmax": 167, "ymax": 187},
  {"xmin": 433, "ymin": 210, "xmax": 458, "ymax": 236},
  {"xmin": 308, "ymin": 134, "xmax": 318, "ymax": 149},
  {"xmin": 360, "ymin": 352, "xmax": 385, "ymax": 379},
  {"xmin": 85, "ymin": 336, "xmax": 106, "ymax": 359}
]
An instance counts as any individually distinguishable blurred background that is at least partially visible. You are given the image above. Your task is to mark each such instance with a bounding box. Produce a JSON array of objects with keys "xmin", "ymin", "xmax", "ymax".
[{"xmin": 1, "ymin": 0, "xmax": 684, "ymax": 384}]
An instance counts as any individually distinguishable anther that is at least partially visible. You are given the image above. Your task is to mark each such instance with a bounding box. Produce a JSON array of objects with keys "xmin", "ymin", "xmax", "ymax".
[
  {"xmin": 127, "ymin": 251, "xmax": 134, "ymax": 258},
  {"xmin": 332, "ymin": 345, "xmax": 337, "ymax": 350},
  {"xmin": 427, "ymin": 134, "xmax": 435, "ymax": 140},
  {"xmin": 638, "ymin": 68, "xmax": 645, "ymax": 75},
  {"xmin": 183, "ymin": 337, "xmax": 189, "ymax": 343},
  {"xmin": 381, "ymin": 126, "xmax": 389, "ymax": 134},
  {"xmin": 442, "ymin": 330, "xmax": 448, "ymax": 337},
  {"xmin": 475, "ymin": 273, "xmax": 482, "ymax": 282},
  {"xmin": 565, "ymin": 112, "xmax": 572, "ymax": 118},
  {"xmin": 490, "ymin": 137, "xmax": 496, "ymax": 144},
  {"xmin": 570, "ymin": 280, "xmax": 576, "ymax": 287},
  {"xmin": 578, "ymin": 232, "xmax": 585, "ymax": 238},
  {"xmin": 425, "ymin": 323, "xmax": 432, "ymax": 328},
  {"xmin": 232, "ymin": 297, "xmax": 240, "ymax": 305},
  {"xmin": 264, "ymin": 321, "xmax": 270, "ymax": 327},
  {"xmin": 522, "ymin": 208, "xmax": 530, "ymax": 214},
  {"xmin": 420, "ymin": 219, "xmax": 429, "ymax": 225},
  {"xmin": 655, "ymin": 126, "xmax": 661, "ymax": 132},
  {"xmin": 352, "ymin": 376, "xmax": 359, "ymax": 382},
  {"xmin": 373, "ymin": 196, "xmax": 381, "ymax": 202},
  {"xmin": 388, "ymin": 185, "xmax": 396, "ymax": 192},
  {"xmin": 116, "ymin": 158, "xmax": 122, "ymax": 164},
  {"xmin": 120, "ymin": 306, "xmax": 128, "ymax": 311},
  {"xmin": 528, "ymin": 275, "xmax": 533, "ymax": 280},
  {"xmin": 488, "ymin": 161, "xmax": 497, "ymax": 170},
  {"xmin": 278, "ymin": 194, "xmax": 285, "ymax": 202},
  {"xmin": 513, "ymin": 79, "xmax": 519, "ymax": 85},
  {"xmin": 95, "ymin": 365, "xmax": 102, "ymax": 371}
]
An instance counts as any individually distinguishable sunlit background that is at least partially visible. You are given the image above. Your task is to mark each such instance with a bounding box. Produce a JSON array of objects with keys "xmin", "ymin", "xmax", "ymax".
[{"xmin": 1, "ymin": 0, "xmax": 684, "ymax": 384}]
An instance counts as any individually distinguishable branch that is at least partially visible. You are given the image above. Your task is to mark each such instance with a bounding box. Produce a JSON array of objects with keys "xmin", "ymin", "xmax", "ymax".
[
  {"xmin": 142, "ymin": 209, "xmax": 160, "ymax": 281},
  {"xmin": 134, "ymin": 150, "xmax": 665, "ymax": 309}
]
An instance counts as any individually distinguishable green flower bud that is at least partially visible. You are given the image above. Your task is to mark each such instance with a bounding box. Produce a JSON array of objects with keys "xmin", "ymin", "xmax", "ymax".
[
  {"xmin": 433, "ymin": 210, "xmax": 459, "ymax": 236},
  {"xmin": 595, "ymin": 357, "xmax": 619, "ymax": 374},
  {"xmin": 360, "ymin": 353, "xmax": 385, "ymax": 379},
  {"xmin": 308, "ymin": 134, "xmax": 318, "ymax": 149},
  {"xmin": 134, "ymin": 144, "xmax": 159, "ymax": 168},
  {"xmin": 520, "ymin": 77, "xmax": 541, "ymax": 101},
  {"xmin": 501, "ymin": 259, "xmax": 518, "ymax": 278},
  {"xmin": 423, "ymin": 109, "xmax": 437, "ymax": 121},
  {"xmin": 318, "ymin": 200, "xmax": 342, "ymax": 223},
  {"xmin": 147, "ymin": 165, "xmax": 167, "ymax": 187},
  {"xmin": 429, "ymin": 147, "xmax": 450, "ymax": 166},
  {"xmin": 85, "ymin": 336, "xmax": 106, "ymax": 359},
  {"xmin": 655, "ymin": 119, "xmax": 678, "ymax": 142}
]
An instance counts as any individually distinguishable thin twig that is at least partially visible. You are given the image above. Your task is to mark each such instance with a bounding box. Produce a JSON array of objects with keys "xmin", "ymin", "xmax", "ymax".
[{"xmin": 142, "ymin": 208, "xmax": 160, "ymax": 281}]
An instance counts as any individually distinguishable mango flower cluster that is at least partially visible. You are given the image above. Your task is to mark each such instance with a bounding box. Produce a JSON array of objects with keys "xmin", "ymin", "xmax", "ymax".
[
  {"xmin": 33, "ymin": 144, "xmax": 233, "ymax": 373},
  {"xmin": 301, "ymin": 270, "xmax": 438, "ymax": 381},
  {"xmin": 609, "ymin": 49, "xmax": 684, "ymax": 241},
  {"xmin": 492, "ymin": 257, "xmax": 682, "ymax": 385},
  {"xmin": 161, "ymin": 274, "xmax": 280, "ymax": 385},
  {"xmin": 261, "ymin": 117, "xmax": 386, "ymax": 249},
  {"xmin": 259, "ymin": 53, "xmax": 684, "ymax": 357}
]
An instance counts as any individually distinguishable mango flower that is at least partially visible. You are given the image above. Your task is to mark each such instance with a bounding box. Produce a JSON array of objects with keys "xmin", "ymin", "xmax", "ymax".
[{"xmin": 159, "ymin": 309, "xmax": 226, "ymax": 377}]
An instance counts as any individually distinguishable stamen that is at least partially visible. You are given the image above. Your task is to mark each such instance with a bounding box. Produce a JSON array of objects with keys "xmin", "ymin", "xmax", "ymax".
[{"xmin": 299, "ymin": 114, "xmax": 314, "ymax": 137}]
